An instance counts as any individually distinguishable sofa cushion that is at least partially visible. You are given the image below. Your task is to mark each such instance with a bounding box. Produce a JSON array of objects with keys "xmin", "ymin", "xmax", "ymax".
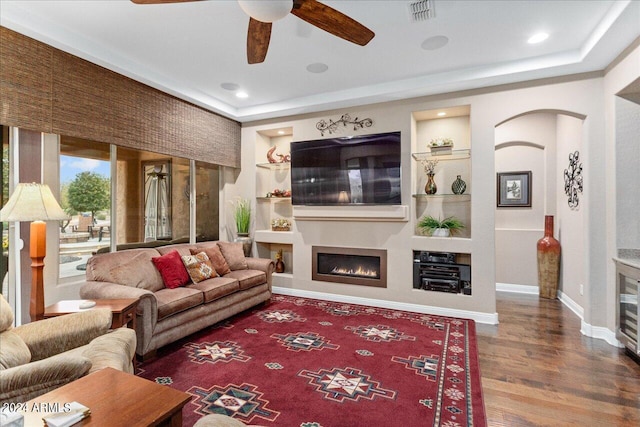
[
  {"xmin": 0, "ymin": 330, "xmax": 31, "ymax": 369},
  {"xmin": 152, "ymin": 250, "xmax": 190, "ymax": 289},
  {"xmin": 157, "ymin": 243, "xmax": 197, "ymax": 257},
  {"xmin": 223, "ymin": 269, "xmax": 267, "ymax": 290},
  {"xmin": 187, "ymin": 277, "xmax": 240, "ymax": 303},
  {"xmin": 86, "ymin": 248, "xmax": 165, "ymax": 292},
  {"xmin": 191, "ymin": 245, "xmax": 231, "ymax": 276},
  {"xmin": 0, "ymin": 294, "xmax": 14, "ymax": 332},
  {"xmin": 182, "ymin": 252, "xmax": 217, "ymax": 283},
  {"xmin": 155, "ymin": 287, "xmax": 204, "ymax": 320},
  {"xmin": 217, "ymin": 242, "xmax": 248, "ymax": 271}
]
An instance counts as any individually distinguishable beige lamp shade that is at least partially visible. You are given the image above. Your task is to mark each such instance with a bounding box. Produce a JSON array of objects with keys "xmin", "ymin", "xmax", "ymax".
[{"xmin": 0, "ymin": 183, "xmax": 69, "ymax": 222}]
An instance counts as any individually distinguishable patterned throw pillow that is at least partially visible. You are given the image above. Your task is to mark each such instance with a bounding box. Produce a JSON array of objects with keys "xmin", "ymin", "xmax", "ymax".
[
  {"xmin": 181, "ymin": 252, "xmax": 217, "ymax": 283},
  {"xmin": 151, "ymin": 250, "xmax": 190, "ymax": 289}
]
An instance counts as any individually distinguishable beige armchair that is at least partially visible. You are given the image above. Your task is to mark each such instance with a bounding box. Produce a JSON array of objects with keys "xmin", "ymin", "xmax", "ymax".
[{"xmin": 0, "ymin": 295, "xmax": 136, "ymax": 404}]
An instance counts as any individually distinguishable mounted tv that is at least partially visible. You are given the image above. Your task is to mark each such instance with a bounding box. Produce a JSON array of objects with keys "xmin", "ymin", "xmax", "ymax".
[{"xmin": 290, "ymin": 131, "xmax": 401, "ymax": 206}]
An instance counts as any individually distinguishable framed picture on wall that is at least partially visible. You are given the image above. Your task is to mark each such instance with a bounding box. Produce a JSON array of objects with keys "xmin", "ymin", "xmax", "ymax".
[{"xmin": 497, "ymin": 171, "xmax": 532, "ymax": 207}]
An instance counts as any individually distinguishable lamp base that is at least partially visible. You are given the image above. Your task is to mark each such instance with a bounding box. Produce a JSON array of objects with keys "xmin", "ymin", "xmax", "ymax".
[{"xmin": 30, "ymin": 220, "xmax": 46, "ymax": 321}]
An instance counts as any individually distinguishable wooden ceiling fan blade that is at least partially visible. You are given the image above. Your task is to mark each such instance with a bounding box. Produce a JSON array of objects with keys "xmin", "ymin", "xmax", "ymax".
[
  {"xmin": 131, "ymin": 0, "xmax": 201, "ymax": 4},
  {"xmin": 247, "ymin": 18, "xmax": 272, "ymax": 64},
  {"xmin": 291, "ymin": 0, "xmax": 374, "ymax": 46}
]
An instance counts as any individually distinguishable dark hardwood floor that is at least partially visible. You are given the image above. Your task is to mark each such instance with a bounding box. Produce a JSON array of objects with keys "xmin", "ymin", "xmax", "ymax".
[{"xmin": 476, "ymin": 292, "xmax": 640, "ymax": 427}]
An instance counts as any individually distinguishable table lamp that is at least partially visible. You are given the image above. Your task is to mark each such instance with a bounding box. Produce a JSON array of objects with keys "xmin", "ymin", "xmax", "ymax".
[{"xmin": 0, "ymin": 183, "xmax": 69, "ymax": 321}]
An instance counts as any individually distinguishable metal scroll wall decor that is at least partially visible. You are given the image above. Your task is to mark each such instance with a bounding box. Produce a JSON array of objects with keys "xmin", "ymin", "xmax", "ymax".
[
  {"xmin": 316, "ymin": 113, "xmax": 373, "ymax": 136},
  {"xmin": 563, "ymin": 150, "xmax": 583, "ymax": 209}
]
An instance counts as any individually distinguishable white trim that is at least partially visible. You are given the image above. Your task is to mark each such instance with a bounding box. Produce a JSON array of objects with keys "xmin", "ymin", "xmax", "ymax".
[
  {"xmin": 557, "ymin": 290, "xmax": 584, "ymax": 318},
  {"xmin": 273, "ymin": 286, "xmax": 499, "ymax": 325},
  {"xmin": 496, "ymin": 282, "xmax": 538, "ymax": 294},
  {"xmin": 581, "ymin": 320, "xmax": 624, "ymax": 348},
  {"xmin": 293, "ymin": 205, "xmax": 409, "ymax": 222}
]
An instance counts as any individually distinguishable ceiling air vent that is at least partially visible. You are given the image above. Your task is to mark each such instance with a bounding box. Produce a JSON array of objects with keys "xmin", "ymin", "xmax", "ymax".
[{"xmin": 408, "ymin": 0, "xmax": 435, "ymax": 22}]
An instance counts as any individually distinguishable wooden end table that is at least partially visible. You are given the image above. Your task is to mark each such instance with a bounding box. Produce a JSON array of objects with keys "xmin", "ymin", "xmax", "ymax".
[
  {"xmin": 44, "ymin": 299, "xmax": 138, "ymax": 332},
  {"xmin": 20, "ymin": 367, "xmax": 191, "ymax": 427}
]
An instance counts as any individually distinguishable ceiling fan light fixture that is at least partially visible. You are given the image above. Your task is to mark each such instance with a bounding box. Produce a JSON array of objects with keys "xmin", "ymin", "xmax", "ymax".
[{"xmin": 238, "ymin": 0, "xmax": 293, "ymax": 23}]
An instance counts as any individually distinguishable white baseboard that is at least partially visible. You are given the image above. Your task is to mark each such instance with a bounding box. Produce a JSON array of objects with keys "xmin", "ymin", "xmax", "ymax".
[
  {"xmin": 497, "ymin": 283, "xmax": 623, "ymax": 348},
  {"xmin": 581, "ymin": 321, "xmax": 624, "ymax": 348},
  {"xmin": 496, "ymin": 283, "xmax": 538, "ymax": 294},
  {"xmin": 272, "ymin": 286, "xmax": 499, "ymax": 325},
  {"xmin": 557, "ymin": 290, "xmax": 584, "ymax": 319}
]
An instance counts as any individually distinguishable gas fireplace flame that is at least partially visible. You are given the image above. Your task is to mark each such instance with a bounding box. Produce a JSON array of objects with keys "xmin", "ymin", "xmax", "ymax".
[{"xmin": 330, "ymin": 265, "xmax": 378, "ymax": 278}]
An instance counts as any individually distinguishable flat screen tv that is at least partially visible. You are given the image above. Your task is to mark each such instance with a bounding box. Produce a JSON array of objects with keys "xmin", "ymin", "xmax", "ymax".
[{"xmin": 290, "ymin": 131, "xmax": 401, "ymax": 206}]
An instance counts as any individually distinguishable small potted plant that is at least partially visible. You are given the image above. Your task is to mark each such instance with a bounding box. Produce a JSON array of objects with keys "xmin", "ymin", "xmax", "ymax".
[
  {"xmin": 417, "ymin": 215, "xmax": 465, "ymax": 237},
  {"xmin": 231, "ymin": 198, "xmax": 252, "ymax": 256}
]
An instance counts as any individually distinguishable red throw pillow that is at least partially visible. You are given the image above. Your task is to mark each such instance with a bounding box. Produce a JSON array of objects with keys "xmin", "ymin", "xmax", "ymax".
[{"xmin": 152, "ymin": 250, "xmax": 190, "ymax": 289}]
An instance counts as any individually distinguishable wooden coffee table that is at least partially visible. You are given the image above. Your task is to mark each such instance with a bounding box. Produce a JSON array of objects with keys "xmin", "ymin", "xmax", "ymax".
[
  {"xmin": 20, "ymin": 367, "xmax": 191, "ymax": 426},
  {"xmin": 44, "ymin": 299, "xmax": 138, "ymax": 332}
]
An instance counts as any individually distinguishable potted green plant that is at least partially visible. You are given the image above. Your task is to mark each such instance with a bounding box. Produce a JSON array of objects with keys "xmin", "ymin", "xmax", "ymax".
[
  {"xmin": 231, "ymin": 198, "xmax": 252, "ymax": 256},
  {"xmin": 417, "ymin": 215, "xmax": 465, "ymax": 237},
  {"xmin": 233, "ymin": 198, "xmax": 251, "ymax": 235}
]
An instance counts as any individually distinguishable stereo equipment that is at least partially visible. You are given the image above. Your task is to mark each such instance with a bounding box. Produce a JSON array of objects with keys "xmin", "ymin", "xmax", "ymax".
[{"xmin": 413, "ymin": 251, "xmax": 471, "ymax": 295}]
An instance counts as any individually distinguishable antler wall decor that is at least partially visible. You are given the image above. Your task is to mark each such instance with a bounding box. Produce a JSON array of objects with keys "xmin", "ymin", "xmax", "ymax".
[
  {"xmin": 316, "ymin": 113, "xmax": 373, "ymax": 136},
  {"xmin": 564, "ymin": 150, "xmax": 583, "ymax": 209}
]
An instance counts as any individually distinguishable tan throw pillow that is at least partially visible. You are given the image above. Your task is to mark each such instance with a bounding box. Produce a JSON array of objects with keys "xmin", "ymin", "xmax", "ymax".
[
  {"xmin": 0, "ymin": 331, "xmax": 31, "ymax": 369},
  {"xmin": 181, "ymin": 252, "xmax": 217, "ymax": 283},
  {"xmin": 217, "ymin": 241, "xmax": 249, "ymax": 271},
  {"xmin": 191, "ymin": 246, "xmax": 231, "ymax": 276}
]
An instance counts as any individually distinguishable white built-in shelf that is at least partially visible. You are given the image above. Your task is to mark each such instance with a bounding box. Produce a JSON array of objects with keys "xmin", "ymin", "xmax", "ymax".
[
  {"xmin": 256, "ymin": 162, "xmax": 291, "ymax": 170},
  {"xmin": 412, "ymin": 149, "xmax": 470, "ymax": 161},
  {"xmin": 411, "ymin": 235, "xmax": 473, "ymax": 252},
  {"xmin": 254, "ymin": 229, "xmax": 294, "ymax": 244},
  {"xmin": 256, "ymin": 197, "xmax": 292, "ymax": 202},
  {"xmin": 293, "ymin": 205, "xmax": 409, "ymax": 222},
  {"xmin": 413, "ymin": 194, "xmax": 471, "ymax": 201}
]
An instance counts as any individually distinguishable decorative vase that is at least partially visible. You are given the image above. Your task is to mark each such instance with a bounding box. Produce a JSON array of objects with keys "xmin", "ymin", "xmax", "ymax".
[
  {"xmin": 537, "ymin": 215, "xmax": 561, "ymax": 299},
  {"xmin": 275, "ymin": 249, "xmax": 285, "ymax": 273},
  {"xmin": 234, "ymin": 233, "xmax": 253, "ymax": 257},
  {"xmin": 425, "ymin": 173, "xmax": 437, "ymax": 195},
  {"xmin": 451, "ymin": 175, "xmax": 466, "ymax": 195}
]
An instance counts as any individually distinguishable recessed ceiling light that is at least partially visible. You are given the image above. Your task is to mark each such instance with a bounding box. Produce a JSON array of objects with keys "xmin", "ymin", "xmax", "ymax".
[
  {"xmin": 421, "ymin": 35, "xmax": 449, "ymax": 51},
  {"xmin": 437, "ymin": 112, "xmax": 446, "ymax": 117},
  {"xmin": 221, "ymin": 82, "xmax": 240, "ymax": 91},
  {"xmin": 528, "ymin": 32, "xmax": 549, "ymax": 44},
  {"xmin": 306, "ymin": 63, "xmax": 329, "ymax": 74},
  {"xmin": 236, "ymin": 91, "xmax": 249, "ymax": 99},
  {"xmin": 277, "ymin": 130, "xmax": 285, "ymax": 135}
]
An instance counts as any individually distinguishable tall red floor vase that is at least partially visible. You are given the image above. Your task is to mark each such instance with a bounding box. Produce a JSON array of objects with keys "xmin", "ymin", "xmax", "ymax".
[{"xmin": 537, "ymin": 215, "xmax": 561, "ymax": 299}]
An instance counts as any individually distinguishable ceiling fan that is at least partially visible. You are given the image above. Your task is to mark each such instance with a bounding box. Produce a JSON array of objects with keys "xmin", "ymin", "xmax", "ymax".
[{"xmin": 131, "ymin": 0, "xmax": 375, "ymax": 64}]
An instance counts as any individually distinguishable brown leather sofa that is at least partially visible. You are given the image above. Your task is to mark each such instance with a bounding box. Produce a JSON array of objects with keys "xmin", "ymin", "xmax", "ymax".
[{"xmin": 80, "ymin": 241, "xmax": 274, "ymax": 360}]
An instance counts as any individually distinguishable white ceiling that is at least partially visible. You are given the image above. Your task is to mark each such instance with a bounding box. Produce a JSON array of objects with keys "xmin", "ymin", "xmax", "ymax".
[{"xmin": 1, "ymin": 0, "xmax": 639, "ymax": 123}]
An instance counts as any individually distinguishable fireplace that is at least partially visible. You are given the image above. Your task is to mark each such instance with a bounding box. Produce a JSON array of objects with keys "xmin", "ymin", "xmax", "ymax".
[{"xmin": 312, "ymin": 246, "xmax": 387, "ymax": 288}]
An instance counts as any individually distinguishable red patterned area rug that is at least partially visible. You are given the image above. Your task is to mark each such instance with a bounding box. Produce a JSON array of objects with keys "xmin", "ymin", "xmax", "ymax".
[{"xmin": 137, "ymin": 295, "xmax": 486, "ymax": 427}]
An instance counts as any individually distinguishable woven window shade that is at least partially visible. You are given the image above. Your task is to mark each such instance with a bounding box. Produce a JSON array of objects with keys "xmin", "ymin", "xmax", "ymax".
[
  {"xmin": 0, "ymin": 27, "xmax": 54, "ymax": 133},
  {"xmin": 0, "ymin": 26, "xmax": 240, "ymax": 168}
]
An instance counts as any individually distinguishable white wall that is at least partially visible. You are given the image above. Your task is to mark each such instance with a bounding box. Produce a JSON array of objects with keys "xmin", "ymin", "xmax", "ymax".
[
  {"xmin": 231, "ymin": 75, "xmax": 608, "ymax": 326},
  {"xmin": 615, "ymin": 97, "xmax": 640, "ymax": 250},
  {"xmin": 604, "ymin": 41, "xmax": 640, "ymax": 333},
  {"xmin": 556, "ymin": 115, "xmax": 585, "ymax": 308}
]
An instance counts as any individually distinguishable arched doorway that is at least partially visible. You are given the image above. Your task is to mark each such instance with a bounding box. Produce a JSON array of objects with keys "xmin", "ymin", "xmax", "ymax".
[{"xmin": 494, "ymin": 110, "xmax": 587, "ymax": 310}]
